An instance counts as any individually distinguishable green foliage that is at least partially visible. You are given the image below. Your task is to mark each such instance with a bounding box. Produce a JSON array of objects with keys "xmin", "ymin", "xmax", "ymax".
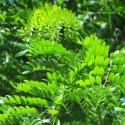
[
  {"xmin": 1, "ymin": 31, "xmax": 125, "ymax": 124},
  {"xmin": 0, "ymin": 0, "xmax": 28, "ymax": 96},
  {"xmin": 1, "ymin": 1, "xmax": 125, "ymax": 125},
  {"xmin": 19, "ymin": 3, "xmax": 81, "ymax": 43}
]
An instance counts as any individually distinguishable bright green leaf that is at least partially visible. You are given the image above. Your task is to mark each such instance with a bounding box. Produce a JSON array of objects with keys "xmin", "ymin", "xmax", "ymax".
[
  {"xmin": 114, "ymin": 107, "xmax": 125, "ymax": 112},
  {"xmin": 115, "ymin": 7, "xmax": 123, "ymax": 12},
  {"xmin": 15, "ymin": 50, "xmax": 29, "ymax": 57},
  {"xmin": 48, "ymin": 109, "xmax": 58, "ymax": 115},
  {"xmin": 114, "ymin": 74, "xmax": 120, "ymax": 83},
  {"xmin": 112, "ymin": 65, "xmax": 117, "ymax": 73},
  {"xmin": 108, "ymin": 73, "xmax": 114, "ymax": 81},
  {"xmin": 96, "ymin": 76, "xmax": 102, "ymax": 84},
  {"xmin": 99, "ymin": 67, "xmax": 105, "ymax": 76}
]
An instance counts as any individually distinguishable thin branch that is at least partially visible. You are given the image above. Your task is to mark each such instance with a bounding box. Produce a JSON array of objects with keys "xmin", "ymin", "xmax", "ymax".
[
  {"xmin": 0, "ymin": 23, "xmax": 22, "ymax": 28},
  {"xmin": 97, "ymin": 106, "xmax": 103, "ymax": 125},
  {"xmin": 10, "ymin": 0, "xmax": 26, "ymax": 9},
  {"xmin": 49, "ymin": 0, "xmax": 56, "ymax": 5},
  {"xmin": 109, "ymin": 28, "xmax": 125, "ymax": 55},
  {"xmin": 95, "ymin": 12, "xmax": 116, "ymax": 15}
]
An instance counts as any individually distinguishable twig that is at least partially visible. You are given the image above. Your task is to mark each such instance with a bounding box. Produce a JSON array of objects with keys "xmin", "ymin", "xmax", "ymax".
[
  {"xmin": 49, "ymin": 0, "xmax": 56, "ymax": 5},
  {"xmin": 0, "ymin": 23, "xmax": 22, "ymax": 28},
  {"xmin": 97, "ymin": 106, "xmax": 103, "ymax": 125},
  {"xmin": 109, "ymin": 29, "xmax": 125, "ymax": 55}
]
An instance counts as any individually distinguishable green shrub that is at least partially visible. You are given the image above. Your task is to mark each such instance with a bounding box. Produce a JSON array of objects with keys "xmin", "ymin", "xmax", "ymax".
[{"xmin": 1, "ymin": 4, "xmax": 125, "ymax": 125}]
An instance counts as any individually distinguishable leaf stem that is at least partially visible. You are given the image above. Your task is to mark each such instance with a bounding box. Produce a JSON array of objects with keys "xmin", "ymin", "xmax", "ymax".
[{"xmin": 97, "ymin": 106, "xmax": 103, "ymax": 125}]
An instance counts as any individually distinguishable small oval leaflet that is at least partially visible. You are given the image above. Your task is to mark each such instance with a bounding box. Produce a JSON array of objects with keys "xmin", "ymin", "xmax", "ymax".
[
  {"xmin": 99, "ymin": 67, "xmax": 105, "ymax": 76},
  {"xmin": 108, "ymin": 73, "xmax": 114, "ymax": 81},
  {"xmin": 112, "ymin": 65, "xmax": 117, "ymax": 73},
  {"xmin": 96, "ymin": 76, "xmax": 102, "ymax": 84}
]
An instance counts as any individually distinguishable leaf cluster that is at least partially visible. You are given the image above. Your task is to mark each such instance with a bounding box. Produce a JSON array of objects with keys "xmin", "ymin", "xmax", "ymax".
[
  {"xmin": 1, "ymin": 3, "xmax": 125, "ymax": 125},
  {"xmin": 19, "ymin": 3, "xmax": 81, "ymax": 43}
]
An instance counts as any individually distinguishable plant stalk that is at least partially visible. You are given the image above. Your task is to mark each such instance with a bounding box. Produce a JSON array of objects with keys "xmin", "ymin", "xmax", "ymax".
[{"xmin": 97, "ymin": 106, "xmax": 103, "ymax": 125}]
